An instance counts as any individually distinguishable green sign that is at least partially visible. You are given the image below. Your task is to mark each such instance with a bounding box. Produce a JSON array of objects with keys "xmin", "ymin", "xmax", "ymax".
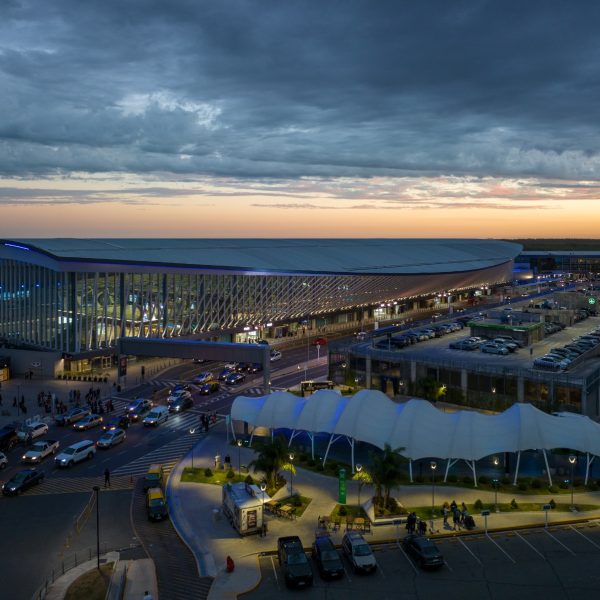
[
  {"xmin": 338, "ymin": 468, "xmax": 347, "ymax": 504},
  {"xmin": 589, "ymin": 297, "xmax": 596, "ymax": 305}
]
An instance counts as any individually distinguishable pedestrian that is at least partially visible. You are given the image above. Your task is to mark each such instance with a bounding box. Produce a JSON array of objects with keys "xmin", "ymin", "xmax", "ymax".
[
  {"xmin": 418, "ymin": 519, "xmax": 427, "ymax": 536},
  {"xmin": 0, "ymin": 392, "xmax": 3, "ymax": 406},
  {"xmin": 453, "ymin": 508, "xmax": 460, "ymax": 531},
  {"xmin": 450, "ymin": 499, "xmax": 457, "ymax": 512},
  {"xmin": 443, "ymin": 505, "xmax": 449, "ymax": 526},
  {"xmin": 104, "ymin": 468, "xmax": 110, "ymax": 488},
  {"xmin": 12, "ymin": 396, "xmax": 17, "ymax": 408},
  {"xmin": 143, "ymin": 591, "xmax": 154, "ymax": 600}
]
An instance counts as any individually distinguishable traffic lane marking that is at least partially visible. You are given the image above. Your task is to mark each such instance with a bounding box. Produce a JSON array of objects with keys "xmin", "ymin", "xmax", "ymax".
[
  {"xmin": 543, "ymin": 528, "xmax": 576, "ymax": 555},
  {"xmin": 486, "ymin": 534, "xmax": 516, "ymax": 563},
  {"xmin": 515, "ymin": 531, "xmax": 546, "ymax": 560}
]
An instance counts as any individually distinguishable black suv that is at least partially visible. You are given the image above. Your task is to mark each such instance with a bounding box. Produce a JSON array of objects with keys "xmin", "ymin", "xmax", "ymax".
[
  {"xmin": 0, "ymin": 425, "xmax": 18, "ymax": 452},
  {"xmin": 277, "ymin": 536, "xmax": 313, "ymax": 588},
  {"xmin": 402, "ymin": 534, "xmax": 444, "ymax": 569}
]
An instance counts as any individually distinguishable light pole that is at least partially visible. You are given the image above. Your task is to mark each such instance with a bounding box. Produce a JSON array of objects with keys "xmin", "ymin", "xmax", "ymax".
[
  {"xmin": 289, "ymin": 453, "xmax": 295, "ymax": 497},
  {"xmin": 569, "ymin": 455, "xmax": 577, "ymax": 511},
  {"xmin": 92, "ymin": 485, "xmax": 100, "ymax": 570},
  {"xmin": 430, "ymin": 461, "xmax": 437, "ymax": 528},
  {"xmin": 260, "ymin": 481, "xmax": 267, "ymax": 504},
  {"xmin": 493, "ymin": 456, "xmax": 500, "ymax": 513},
  {"xmin": 356, "ymin": 463, "xmax": 363, "ymax": 507},
  {"xmin": 237, "ymin": 439, "xmax": 242, "ymax": 475},
  {"xmin": 189, "ymin": 428, "xmax": 196, "ymax": 470}
]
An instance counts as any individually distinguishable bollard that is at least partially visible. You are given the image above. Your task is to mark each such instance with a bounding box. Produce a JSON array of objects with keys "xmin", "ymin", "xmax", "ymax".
[{"xmin": 226, "ymin": 556, "xmax": 235, "ymax": 572}]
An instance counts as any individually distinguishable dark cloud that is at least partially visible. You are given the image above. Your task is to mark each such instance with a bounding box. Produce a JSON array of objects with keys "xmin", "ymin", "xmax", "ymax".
[{"xmin": 1, "ymin": 1, "xmax": 600, "ymax": 182}]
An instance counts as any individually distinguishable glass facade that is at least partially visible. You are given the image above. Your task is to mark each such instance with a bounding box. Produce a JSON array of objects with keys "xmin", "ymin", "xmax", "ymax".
[{"xmin": 0, "ymin": 258, "xmax": 435, "ymax": 353}]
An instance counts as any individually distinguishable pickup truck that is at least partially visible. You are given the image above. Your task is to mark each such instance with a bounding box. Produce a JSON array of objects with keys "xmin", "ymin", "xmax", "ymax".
[{"xmin": 22, "ymin": 440, "xmax": 60, "ymax": 464}]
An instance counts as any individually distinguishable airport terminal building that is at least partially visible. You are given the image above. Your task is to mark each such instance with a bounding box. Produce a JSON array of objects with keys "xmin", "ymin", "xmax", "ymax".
[{"xmin": 0, "ymin": 238, "xmax": 520, "ymax": 373}]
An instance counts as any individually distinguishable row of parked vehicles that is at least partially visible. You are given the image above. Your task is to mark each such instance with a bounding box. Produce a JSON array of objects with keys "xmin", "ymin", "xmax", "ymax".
[
  {"xmin": 375, "ymin": 321, "xmax": 468, "ymax": 351},
  {"xmin": 278, "ymin": 530, "xmax": 443, "ymax": 588},
  {"xmin": 449, "ymin": 335, "xmax": 524, "ymax": 355},
  {"xmin": 534, "ymin": 327, "xmax": 600, "ymax": 371}
]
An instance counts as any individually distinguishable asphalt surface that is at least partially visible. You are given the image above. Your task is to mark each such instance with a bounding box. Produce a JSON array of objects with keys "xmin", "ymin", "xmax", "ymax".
[
  {"xmin": 243, "ymin": 522, "xmax": 600, "ymax": 600},
  {"xmin": 0, "ymin": 345, "xmax": 329, "ymax": 599}
]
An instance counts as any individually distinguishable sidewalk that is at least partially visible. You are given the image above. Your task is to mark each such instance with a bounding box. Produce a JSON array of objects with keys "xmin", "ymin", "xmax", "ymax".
[{"xmin": 167, "ymin": 422, "xmax": 600, "ymax": 599}]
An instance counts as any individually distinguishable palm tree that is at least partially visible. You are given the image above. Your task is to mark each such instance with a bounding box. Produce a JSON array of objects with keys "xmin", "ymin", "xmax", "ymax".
[
  {"xmin": 248, "ymin": 435, "xmax": 289, "ymax": 492},
  {"xmin": 369, "ymin": 444, "xmax": 405, "ymax": 509}
]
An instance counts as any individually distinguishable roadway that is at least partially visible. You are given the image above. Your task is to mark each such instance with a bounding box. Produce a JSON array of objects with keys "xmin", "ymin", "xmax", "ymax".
[{"xmin": 0, "ymin": 344, "xmax": 329, "ymax": 600}]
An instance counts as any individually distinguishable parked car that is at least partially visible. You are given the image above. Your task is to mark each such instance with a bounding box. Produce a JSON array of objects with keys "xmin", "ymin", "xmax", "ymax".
[
  {"xmin": 143, "ymin": 464, "xmax": 164, "ymax": 491},
  {"xmin": 492, "ymin": 338, "xmax": 518, "ymax": 352},
  {"xmin": 2, "ymin": 469, "xmax": 44, "ymax": 496},
  {"xmin": 448, "ymin": 339, "xmax": 478, "ymax": 351},
  {"xmin": 312, "ymin": 337, "xmax": 327, "ymax": 346},
  {"xmin": 102, "ymin": 415, "xmax": 130, "ymax": 431},
  {"xmin": 17, "ymin": 422, "xmax": 49, "ymax": 442},
  {"xmin": 199, "ymin": 381, "xmax": 220, "ymax": 395},
  {"xmin": 270, "ymin": 350, "xmax": 282, "ymax": 362},
  {"xmin": 278, "ymin": 536, "xmax": 313, "ymax": 588},
  {"xmin": 96, "ymin": 428, "xmax": 126, "ymax": 449},
  {"xmin": 55, "ymin": 440, "xmax": 96, "ymax": 467},
  {"xmin": 480, "ymin": 343, "xmax": 509, "ymax": 355},
  {"xmin": 22, "ymin": 440, "xmax": 59, "ymax": 463},
  {"xmin": 0, "ymin": 452, "xmax": 7, "ymax": 469},
  {"xmin": 533, "ymin": 356, "xmax": 567, "ymax": 371},
  {"xmin": 402, "ymin": 534, "xmax": 444, "ymax": 569},
  {"xmin": 225, "ymin": 372, "xmax": 246, "ymax": 385},
  {"xmin": 143, "ymin": 406, "xmax": 169, "ymax": 427},
  {"xmin": 0, "ymin": 426, "xmax": 19, "ymax": 452},
  {"xmin": 168, "ymin": 395, "xmax": 193, "ymax": 413},
  {"xmin": 55, "ymin": 406, "xmax": 91, "ymax": 426},
  {"xmin": 341, "ymin": 531, "xmax": 377, "ymax": 573},
  {"xmin": 312, "ymin": 534, "xmax": 344, "ymax": 579},
  {"xmin": 192, "ymin": 372, "xmax": 213, "ymax": 385},
  {"xmin": 146, "ymin": 487, "xmax": 169, "ymax": 521},
  {"xmin": 73, "ymin": 414, "xmax": 103, "ymax": 431}
]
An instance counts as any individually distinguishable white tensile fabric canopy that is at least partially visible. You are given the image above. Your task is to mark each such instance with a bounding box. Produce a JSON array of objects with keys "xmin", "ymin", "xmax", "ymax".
[{"xmin": 230, "ymin": 389, "xmax": 600, "ymax": 486}]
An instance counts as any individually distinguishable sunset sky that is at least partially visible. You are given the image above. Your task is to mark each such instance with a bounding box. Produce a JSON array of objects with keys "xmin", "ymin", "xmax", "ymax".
[{"xmin": 1, "ymin": 1, "xmax": 600, "ymax": 239}]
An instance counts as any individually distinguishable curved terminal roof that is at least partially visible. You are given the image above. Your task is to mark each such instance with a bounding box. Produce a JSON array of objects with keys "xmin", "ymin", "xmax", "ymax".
[
  {"xmin": 231, "ymin": 391, "xmax": 600, "ymax": 460},
  {"xmin": 0, "ymin": 238, "xmax": 521, "ymax": 276}
]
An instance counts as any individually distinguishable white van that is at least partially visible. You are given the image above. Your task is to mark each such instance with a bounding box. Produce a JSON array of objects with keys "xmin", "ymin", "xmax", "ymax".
[
  {"xmin": 142, "ymin": 406, "xmax": 169, "ymax": 427},
  {"xmin": 55, "ymin": 439, "xmax": 96, "ymax": 468}
]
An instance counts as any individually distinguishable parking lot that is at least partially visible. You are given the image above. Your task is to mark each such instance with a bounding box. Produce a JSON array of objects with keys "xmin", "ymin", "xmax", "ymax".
[
  {"xmin": 242, "ymin": 522, "xmax": 600, "ymax": 599},
  {"xmin": 373, "ymin": 305, "xmax": 599, "ymax": 374}
]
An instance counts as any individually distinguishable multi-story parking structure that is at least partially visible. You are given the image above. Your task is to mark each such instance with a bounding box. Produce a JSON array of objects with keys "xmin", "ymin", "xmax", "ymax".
[{"xmin": 0, "ymin": 238, "xmax": 520, "ymax": 374}]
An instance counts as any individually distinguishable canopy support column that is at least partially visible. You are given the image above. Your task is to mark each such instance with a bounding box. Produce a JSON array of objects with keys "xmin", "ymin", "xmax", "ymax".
[
  {"xmin": 231, "ymin": 417, "xmax": 237, "ymax": 442},
  {"xmin": 248, "ymin": 427, "xmax": 256, "ymax": 448},
  {"xmin": 409, "ymin": 459, "xmax": 413, "ymax": 483},
  {"xmin": 322, "ymin": 434, "xmax": 341, "ymax": 467},
  {"xmin": 585, "ymin": 453, "xmax": 595, "ymax": 485},
  {"xmin": 443, "ymin": 458, "xmax": 459, "ymax": 482},
  {"xmin": 346, "ymin": 437, "xmax": 355, "ymax": 473},
  {"xmin": 472, "ymin": 460, "xmax": 477, "ymax": 488},
  {"xmin": 308, "ymin": 432, "xmax": 315, "ymax": 460},
  {"xmin": 542, "ymin": 449, "xmax": 552, "ymax": 487},
  {"xmin": 288, "ymin": 430, "xmax": 297, "ymax": 446},
  {"xmin": 513, "ymin": 451, "xmax": 521, "ymax": 485}
]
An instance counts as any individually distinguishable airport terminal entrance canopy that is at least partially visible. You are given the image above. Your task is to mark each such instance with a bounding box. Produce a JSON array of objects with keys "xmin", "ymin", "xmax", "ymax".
[{"xmin": 230, "ymin": 390, "xmax": 600, "ymax": 486}]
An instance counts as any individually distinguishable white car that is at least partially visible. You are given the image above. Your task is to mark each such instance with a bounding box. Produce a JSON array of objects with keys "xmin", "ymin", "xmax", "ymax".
[
  {"xmin": 224, "ymin": 362, "xmax": 238, "ymax": 370},
  {"xmin": 17, "ymin": 422, "xmax": 49, "ymax": 442},
  {"xmin": 96, "ymin": 428, "xmax": 126, "ymax": 448},
  {"xmin": 0, "ymin": 452, "xmax": 7, "ymax": 469},
  {"xmin": 143, "ymin": 406, "xmax": 169, "ymax": 427},
  {"xmin": 480, "ymin": 342, "xmax": 509, "ymax": 355},
  {"xmin": 270, "ymin": 350, "xmax": 282, "ymax": 362}
]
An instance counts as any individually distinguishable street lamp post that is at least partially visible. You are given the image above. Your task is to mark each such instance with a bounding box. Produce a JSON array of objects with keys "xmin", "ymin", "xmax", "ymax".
[
  {"xmin": 569, "ymin": 455, "xmax": 577, "ymax": 511},
  {"xmin": 289, "ymin": 453, "xmax": 295, "ymax": 497},
  {"xmin": 430, "ymin": 461, "xmax": 437, "ymax": 528},
  {"xmin": 493, "ymin": 456, "xmax": 500, "ymax": 513},
  {"xmin": 237, "ymin": 439, "xmax": 242, "ymax": 475},
  {"xmin": 356, "ymin": 463, "xmax": 363, "ymax": 507},
  {"xmin": 189, "ymin": 428, "xmax": 196, "ymax": 470},
  {"xmin": 92, "ymin": 486, "xmax": 100, "ymax": 570}
]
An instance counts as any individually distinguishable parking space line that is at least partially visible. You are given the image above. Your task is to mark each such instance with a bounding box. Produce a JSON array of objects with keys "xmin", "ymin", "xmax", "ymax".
[
  {"xmin": 396, "ymin": 541, "xmax": 419, "ymax": 574},
  {"xmin": 486, "ymin": 534, "xmax": 516, "ymax": 563},
  {"xmin": 569, "ymin": 524, "xmax": 600, "ymax": 550},
  {"xmin": 377, "ymin": 559, "xmax": 386, "ymax": 578},
  {"xmin": 543, "ymin": 529, "xmax": 576, "ymax": 555},
  {"xmin": 343, "ymin": 564, "xmax": 353, "ymax": 583},
  {"xmin": 515, "ymin": 532, "xmax": 546, "ymax": 560},
  {"xmin": 443, "ymin": 558, "xmax": 453, "ymax": 572},
  {"xmin": 269, "ymin": 556, "xmax": 280, "ymax": 590},
  {"xmin": 457, "ymin": 537, "xmax": 482, "ymax": 565}
]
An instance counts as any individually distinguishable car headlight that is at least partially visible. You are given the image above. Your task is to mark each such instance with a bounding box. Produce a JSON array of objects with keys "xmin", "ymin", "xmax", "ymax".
[{"xmin": 22, "ymin": 455, "xmax": 26, "ymax": 460}]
